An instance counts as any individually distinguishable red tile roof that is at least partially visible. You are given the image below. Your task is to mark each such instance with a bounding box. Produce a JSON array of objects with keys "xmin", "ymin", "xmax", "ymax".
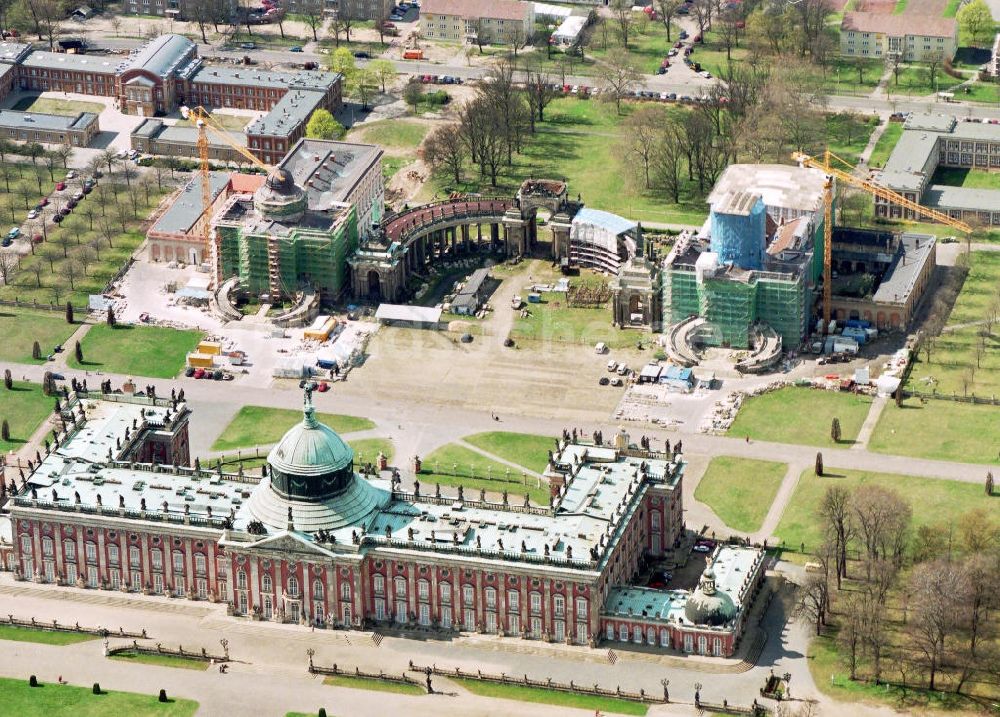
[
  {"xmin": 841, "ymin": 12, "xmax": 957, "ymax": 38},
  {"xmin": 422, "ymin": 0, "xmax": 531, "ymax": 22}
]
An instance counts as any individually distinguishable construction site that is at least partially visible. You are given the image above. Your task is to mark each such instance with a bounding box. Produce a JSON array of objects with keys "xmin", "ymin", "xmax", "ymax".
[{"xmin": 661, "ymin": 156, "xmax": 970, "ymax": 373}]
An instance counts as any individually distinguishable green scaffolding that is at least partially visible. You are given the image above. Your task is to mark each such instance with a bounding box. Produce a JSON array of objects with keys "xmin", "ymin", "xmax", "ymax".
[
  {"xmin": 756, "ymin": 275, "xmax": 806, "ymax": 348},
  {"xmin": 702, "ymin": 276, "xmax": 756, "ymax": 348}
]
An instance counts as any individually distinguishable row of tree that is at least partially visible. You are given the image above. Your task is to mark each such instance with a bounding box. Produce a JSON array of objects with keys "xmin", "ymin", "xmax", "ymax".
[{"xmin": 796, "ymin": 483, "xmax": 1000, "ymax": 695}]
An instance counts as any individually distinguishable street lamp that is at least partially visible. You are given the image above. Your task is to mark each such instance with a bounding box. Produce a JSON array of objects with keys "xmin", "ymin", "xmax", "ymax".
[
  {"xmin": 694, "ymin": 681, "xmax": 702, "ymax": 706},
  {"xmin": 307, "ymin": 648, "xmax": 315, "ymax": 670},
  {"xmin": 660, "ymin": 678, "xmax": 669, "ymax": 703},
  {"xmin": 219, "ymin": 638, "xmax": 229, "ymax": 658}
]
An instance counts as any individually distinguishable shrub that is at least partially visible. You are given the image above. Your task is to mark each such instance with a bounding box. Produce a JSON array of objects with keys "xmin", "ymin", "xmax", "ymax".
[
  {"xmin": 29, "ymin": 675, "xmax": 38, "ymax": 687},
  {"xmin": 425, "ymin": 90, "xmax": 450, "ymax": 106},
  {"xmin": 65, "ymin": 302, "xmax": 74, "ymax": 324},
  {"xmin": 74, "ymin": 341, "xmax": 83, "ymax": 364},
  {"xmin": 318, "ymin": 709, "xmax": 327, "ymax": 717},
  {"xmin": 3, "ymin": 369, "xmax": 11, "ymax": 389},
  {"xmin": 32, "ymin": 341, "xmax": 41, "ymax": 360},
  {"xmin": 158, "ymin": 688, "xmax": 168, "ymax": 703},
  {"xmin": 2, "ymin": 420, "xmax": 9, "ymax": 442},
  {"xmin": 93, "ymin": 682, "xmax": 101, "ymax": 694}
]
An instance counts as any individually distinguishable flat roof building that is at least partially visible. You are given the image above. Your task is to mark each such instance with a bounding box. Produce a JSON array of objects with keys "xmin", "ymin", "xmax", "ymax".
[
  {"xmin": 0, "ymin": 109, "xmax": 99, "ymax": 146},
  {"xmin": 421, "ymin": 0, "xmax": 535, "ymax": 45},
  {"xmin": 840, "ymin": 12, "xmax": 958, "ymax": 62}
]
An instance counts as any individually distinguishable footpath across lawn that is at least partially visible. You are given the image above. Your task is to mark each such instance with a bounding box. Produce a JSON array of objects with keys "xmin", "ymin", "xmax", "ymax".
[
  {"xmin": 869, "ymin": 399, "xmax": 1000, "ymax": 464},
  {"xmin": 463, "ymin": 431, "xmax": 553, "ymax": 474},
  {"xmin": 0, "ymin": 381, "xmax": 55, "ymax": 452},
  {"xmin": 774, "ymin": 467, "xmax": 989, "ymax": 554},
  {"xmin": 420, "ymin": 443, "xmax": 550, "ymax": 504},
  {"xmin": 727, "ymin": 387, "xmax": 873, "ymax": 447},
  {"xmin": 0, "ymin": 309, "xmax": 77, "ymax": 364},
  {"xmin": 693, "ymin": 457, "xmax": 787, "ymax": 533},
  {"xmin": 0, "ymin": 676, "xmax": 198, "ymax": 717},
  {"xmin": 69, "ymin": 324, "xmax": 201, "ymax": 379}
]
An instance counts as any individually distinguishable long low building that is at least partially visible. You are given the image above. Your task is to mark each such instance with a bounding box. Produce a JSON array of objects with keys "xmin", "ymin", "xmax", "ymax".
[
  {"xmin": 420, "ymin": 0, "xmax": 535, "ymax": 45},
  {"xmin": 0, "ymin": 108, "xmax": 99, "ymax": 146},
  {"xmin": 875, "ymin": 113, "xmax": 1000, "ymax": 226},
  {"xmin": 131, "ymin": 118, "xmax": 247, "ymax": 163}
]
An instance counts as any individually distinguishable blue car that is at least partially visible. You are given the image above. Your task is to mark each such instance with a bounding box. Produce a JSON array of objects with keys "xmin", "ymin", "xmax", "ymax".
[{"xmin": 290, "ymin": 46, "xmax": 303, "ymax": 52}]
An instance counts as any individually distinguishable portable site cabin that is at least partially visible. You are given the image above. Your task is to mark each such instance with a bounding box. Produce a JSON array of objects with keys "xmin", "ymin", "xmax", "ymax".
[
  {"xmin": 304, "ymin": 315, "xmax": 336, "ymax": 342},
  {"xmin": 186, "ymin": 352, "xmax": 215, "ymax": 368},
  {"xmin": 197, "ymin": 341, "xmax": 222, "ymax": 355}
]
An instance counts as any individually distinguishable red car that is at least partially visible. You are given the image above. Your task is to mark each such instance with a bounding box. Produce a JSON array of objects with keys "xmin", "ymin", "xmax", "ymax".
[
  {"xmin": 193, "ymin": 368, "xmax": 206, "ymax": 379},
  {"xmin": 39, "ymin": 197, "xmax": 49, "ymax": 207},
  {"xmin": 32, "ymin": 234, "xmax": 43, "ymax": 244},
  {"xmin": 55, "ymin": 182, "xmax": 66, "ymax": 191}
]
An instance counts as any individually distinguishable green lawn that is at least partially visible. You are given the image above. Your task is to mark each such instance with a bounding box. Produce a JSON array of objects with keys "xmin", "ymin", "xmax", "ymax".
[
  {"xmin": 175, "ymin": 114, "xmax": 248, "ymax": 131},
  {"xmin": 0, "ymin": 309, "xmax": 77, "ymax": 364},
  {"xmin": 820, "ymin": 112, "xmax": 879, "ymax": 168},
  {"xmin": 886, "ymin": 66, "xmax": 940, "ymax": 96},
  {"xmin": 867, "ymin": 122, "xmax": 904, "ymax": 168},
  {"xmin": 905, "ymin": 251, "xmax": 1000, "ymax": 396},
  {"xmin": 693, "ymin": 457, "xmax": 787, "ymax": 533},
  {"xmin": 0, "ymin": 676, "xmax": 198, "ymax": 716},
  {"xmin": 350, "ymin": 437, "xmax": 395, "ymax": 465},
  {"xmin": 351, "ymin": 119, "xmax": 428, "ymax": 150},
  {"xmin": 510, "ymin": 292, "xmax": 634, "ymax": 348},
  {"xmin": 420, "ymin": 443, "xmax": 550, "ymax": 504},
  {"xmin": 10, "ymin": 96, "xmax": 107, "ymax": 116},
  {"xmin": 869, "ymin": 399, "xmax": 1000, "ymax": 464},
  {"xmin": 727, "ymin": 387, "xmax": 874, "ymax": 447},
  {"xmin": 69, "ymin": 324, "xmax": 201, "ymax": 379},
  {"xmin": 382, "ymin": 156, "xmax": 408, "ymax": 183},
  {"xmin": 0, "ymin": 624, "xmax": 98, "ymax": 645},
  {"xmin": 683, "ymin": 30, "xmax": 750, "ymax": 79},
  {"xmin": 892, "ymin": 0, "xmax": 907, "ymax": 13},
  {"xmin": 943, "ymin": 0, "xmax": 962, "ymax": 16},
  {"xmin": 463, "ymin": 431, "xmax": 553, "ymax": 474},
  {"xmin": 0, "ymin": 381, "xmax": 55, "ymax": 452},
  {"xmin": 211, "ymin": 405, "xmax": 375, "ymax": 451},
  {"xmin": 931, "ymin": 166, "xmax": 1000, "ymax": 189},
  {"xmin": 109, "ymin": 651, "xmax": 209, "ymax": 671},
  {"xmin": 426, "ymin": 97, "xmax": 708, "ymax": 227},
  {"xmin": 954, "ymin": 81, "xmax": 1000, "ymax": 104},
  {"xmin": 587, "ymin": 19, "xmax": 683, "ymax": 75},
  {"xmin": 323, "ymin": 674, "xmax": 424, "ymax": 695},
  {"xmin": 774, "ymin": 467, "xmax": 991, "ymax": 553},
  {"xmin": 823, "ymin": 58, "xmax": 884, "ymax": 95},
  {"xmin": 453, "ymin": 677, "xmax": 649, "ymax": 716}
]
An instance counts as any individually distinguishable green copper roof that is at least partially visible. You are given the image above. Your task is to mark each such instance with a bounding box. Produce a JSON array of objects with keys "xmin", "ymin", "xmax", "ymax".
[{"xmin": 267, "ymin": 388, "xmax": 354, "ymax": 477}]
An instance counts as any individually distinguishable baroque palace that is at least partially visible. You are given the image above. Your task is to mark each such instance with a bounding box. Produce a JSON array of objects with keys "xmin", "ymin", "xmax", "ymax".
[{"xmin": 1, "ymin": 385, "xmax": 765, "ymax": 657}]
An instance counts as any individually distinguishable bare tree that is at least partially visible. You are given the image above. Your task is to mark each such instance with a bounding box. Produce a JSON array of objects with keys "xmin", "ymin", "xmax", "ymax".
[
  {"xmin": 38, "ymin": 246, "xmax": 59, "ymax": 272},
  {"xmin": 59, "ymin": 260, "xmax": 81, "ymax": 290},
  {"xmin": 423, "ymin": 123, "xmax": 467, "ymax": 184},
  {"xmin": 852, "ymin": 485, "xmax": 911, "ymax": 575},
  {"xmin": 819, "ymin": 485, "xmax": 853, "ymax": 585},
  {"xmin": 622, "ymin": 106, "xmax": 665, "ymax": 189},
  {"xmin": 907, "ymin": 558, "xmax": 971, "ymax": 691},
  {"xmin": 0, "ymin": 252, "xmax": 17, "ymax": 285},
  {"xmin": 598, "ymin": 49, "xmax": 641, "ymax": 114},
  {"xmin": 609, "ymin": 0, "xmax": 635, "ymax": 47},
  {"xmin": 655, "ymin": 0, "xmax": 683, "ymax": 42},
  {"xmin": 651, "ymin": 117, "xmax": 686, "ymax": 203},
  {"xmin": 689, "ymin": 0, "xmax": 712, "ymax": 40},
  {"xmin": 795, "ymin": 572, "xmax": 830, "ymax": 635},
  {"xmin": 523, "ymin": 65, "xmax": 555, "ymax": 125}
]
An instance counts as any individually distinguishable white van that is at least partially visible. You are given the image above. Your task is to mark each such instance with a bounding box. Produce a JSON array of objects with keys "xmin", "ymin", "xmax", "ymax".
[
  {"xmin": 594, "ymin": 342, "xmax": 607, "ymax": 354},
  {"xmin": 607, "ymin": 359, "xmax": 617, "ymax": 371}
]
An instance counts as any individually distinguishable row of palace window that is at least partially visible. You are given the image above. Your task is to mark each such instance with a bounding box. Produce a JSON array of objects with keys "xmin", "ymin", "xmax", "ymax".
[
  {"xmin": 606, "ymin": 624, "xmax": 724, "ymax": 656},
  {"xmin": 234, "ymin": 570, "xmax": 351, "ymax": 602},
  {"xmin": 22, "ymin": 536, "xmax": 224, "ymax": 577},
  {"xmin": 371, "ymin": 574, "xmax": 588, "ymax": 618}
]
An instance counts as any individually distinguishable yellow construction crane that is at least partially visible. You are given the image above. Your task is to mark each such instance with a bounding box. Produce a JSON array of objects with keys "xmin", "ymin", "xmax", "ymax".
[
  {"xmin": 792, "ymin": 150, "xmax": 973, "ymax": 333},
  {"xmin": 179, "ymin": 105, "xmax": 274, "ymax": 279}
]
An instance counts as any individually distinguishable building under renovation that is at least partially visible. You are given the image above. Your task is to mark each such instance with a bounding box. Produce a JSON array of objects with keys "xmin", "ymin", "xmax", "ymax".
[{"xmin": 663, "ymin": 164, "xmax": 827, "ymax": 350}]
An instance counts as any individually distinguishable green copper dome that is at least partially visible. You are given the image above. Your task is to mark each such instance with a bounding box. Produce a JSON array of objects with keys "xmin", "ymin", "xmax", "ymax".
[{"xmin": 266, "ymin": 385, "xmax": 355, "ymax": 501}]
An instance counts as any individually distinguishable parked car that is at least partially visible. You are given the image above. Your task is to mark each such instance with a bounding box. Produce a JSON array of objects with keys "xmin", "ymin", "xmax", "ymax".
[
  {"xmin": 55, "ymin": 182, "xmax": 66, "ymax": 191},
  {"xmin": 6, "ymin": 227, "xmax": 19, "ymax": 240},
  {"xmin": 389, "ymin": 13, "xmax": 403, "ymax": 21},
  {"xmin": 32, "ymin": 234, "xmax": 43, "ymax": 244},
  {"xmin": 37, "ymin": 197, "xmax": 49, "ymax": 208},
  {"xmin": 184, "ymin": 366, "xmax": 196, "ymax": 377},
  {"xmin": 240, "ymin": 42, "xmax": 256, "ymax": 49},
  {"xmin": 67, "ymin": 199, "xmax": 78, "ymax": 209},
  {"xmin": 1, "ymin": 237, "xmax": 10, "ymax": 247},
  {"xmin": 72, "ymin": 190, "xmax": 84, "ymax": 201},
  {"xmin": 27, "ymin": 209, "xmax": 38, "ymax": 219},
  {"xmin": 610, "ymin": 377, "xmax": 624, "ymax": 387},
  {"xmin": 193, "ymin": 368, "xmax": 206, "ymax": 379},
  {"xmin": 599, "ymin": 376, "xmax": 610, "ymax": 386},
  {"xmin": 52, "ymin": 214, "xmax": 63, "ymax": 223},
  {"xmin": 58, "ymin": 207, "xmax": 70, "ymax": 217},
  {"xmin": 82, "ymin": 185, "xmax": 93, "ymax": 195},
  {"xmin": 289, "ymin": 45, "xmax": 303, "ymax": 52},
  {"xmin": 693, "ymin": 543, "xmax": 712, "ymax": 553},
  {"xmin": 65, "ymin": 170, "xmax": 77, "ymax": 179},
  {"xmin": 353, "ymin": 50, "xmax": 371, "ymax": 58}
]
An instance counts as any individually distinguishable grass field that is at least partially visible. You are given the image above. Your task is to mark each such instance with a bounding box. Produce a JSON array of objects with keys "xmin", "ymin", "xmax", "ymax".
[
  {"xmin": 680, "ymin": 29, "xmax": 749, "ymax": 79},
  {"xmin": 869, "ymin": 399, "xmax": 1000, "ymax": 464},
  {"xmin": 821, "ymin": 112, "xmax": 880, "ymax": 168},
  {"xmin": 453, "ymin": 677, "xmax": 648, "ymax": 715},
  {"xmin": 588, "ymin": 19, "xmax": 684, "ymax": 75},
  {"xmin": 727, "ymin": 387, "xmax": 873, "ymax": 448},
  {"xmin": 824, "ymin": 57, "xmax": 884, "ymax": 95},
  {"xmin": 69, "ymin": 324, "xmax": 202, "ymax": 379},
  {"xmin": 0, "ymin": 309, "xmax": 77, "ymax": 364},
  {"xmin": 0, "ymin": 624, "xmax": 97, "ymax": 645},
  {"xmin": 463, "ymin": 431, "xmax": 553, "ymax": 474},
  {"xmin": 774, "ymin": 467, "xmax": 991, "ymax": 553},
  {"xmin": 350, "ymin": 120, "xmax": 428, "ymax": 150},
  {"xmin": 211, "ymin": 405, "xmax": 375, "ymax": 451},
  {"xmin": 886, "ymin": 66, "xmax": 940, "ymax": 96},
  {"xmin": 323, "ymin": 674, "xmax": 424, "ymax": 695},
  {"xmin": 867, "ymin": 122, "xmax": 904, "ymax": 167},
  {"xmin": 0, "ymin": 162, "xmax": 66, "ymax": 230},
  {"xmin": 10, "ymin": 96, "xmax": 107, "ymax": 116},
  {"xmin": 349, "ymin": 437, "xmax": 395, "ymax": 465},
  {"xmin": 693, "ymin": 457, "xmax": 787, "ymax": 533},
  {"xmin": 0, "ymin": 381, "xmax": 55, "ymax": 452},
  {"xmin": 420, "ymin": 443, "xmax": 550, "ymax": 504},
  {"xmin": 931, "ymin": 166, "xmax": 1000, "ymax": 189},
  {"xmin": 109, "ymin": 651, "xmax": 209, "ymax": 671},
  {"xmin": 905, "ymin": 250, "xmax": 1000, "ymax": 396},
  {"xmin": 0, "ymin": 676, "xmax": 198, "ymax": 716},
  {"xmin": 426, "ymin": 97, "xmax": 709, "ymax": 227},
  {"xmin": 510, "ymin": 292, "xmax": 633, "ymax": 348}
]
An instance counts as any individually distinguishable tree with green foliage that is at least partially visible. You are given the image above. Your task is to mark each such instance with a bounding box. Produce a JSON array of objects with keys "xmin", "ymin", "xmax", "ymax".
[
  {"xmin": 831, "ymin": 417, "xmax": 841, "ymax": 443},
  {"xmin": 369, "ymin": 59, "xmax": 397, "ymax": 93},
  {"xmin": 42, "ymin": 371, "xmax": 55, "ymax": 396},
  {"xmin": 328, "ymin": 47, "xmax": 357, "ymax": 81},
  {"xmin": 74, "ymin": 340, "xmax": 83, "ymax": 364},
  {"xmin": 815, "ymin": 451, "xmax": 823, "ymax": 476},
  {"xmin": 305, "ymin": 109, "xmax": 345, "ymax": 140},
  {"xmin": 403, "ymin": 79, "xmax": 423, "ymax": 113},
  {"xmin": 1, "ymin": 419, "xmax": 9, "ymax": 442},
  {"xmin": 958, "ymin": 0, "xmax": 994, "ymax": 46},
  {"xmin": 65, "ymin": 301, "xmax": 73, "ymax": 324}
]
